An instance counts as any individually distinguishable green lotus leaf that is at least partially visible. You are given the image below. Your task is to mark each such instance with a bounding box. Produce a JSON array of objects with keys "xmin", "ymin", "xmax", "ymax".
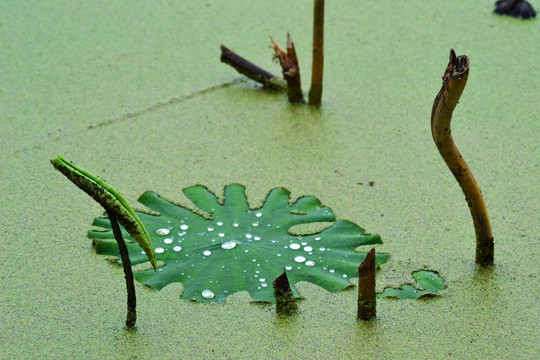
[
  {"xmin": 90, "ymin": 184, "xmax": 389, "ymax": 303},
  {"xmin": 378, "ymin": 270, "xmax": 445, "ymax": 300}
]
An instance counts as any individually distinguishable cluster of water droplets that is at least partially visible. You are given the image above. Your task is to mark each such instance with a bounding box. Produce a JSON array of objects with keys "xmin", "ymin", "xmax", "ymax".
[
  {"xmin": 140, "ymin": 205, "xmax": 353, "ymax": 301},
  {"xmin": 153, "ymin": 222, "xmax": 187, "ymax": 254}
]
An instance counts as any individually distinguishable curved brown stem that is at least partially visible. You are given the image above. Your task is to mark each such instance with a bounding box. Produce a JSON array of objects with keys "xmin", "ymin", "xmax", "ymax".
[{"xmin": 431, "ymin": 49, "xmax": 494, "ymax": 267}]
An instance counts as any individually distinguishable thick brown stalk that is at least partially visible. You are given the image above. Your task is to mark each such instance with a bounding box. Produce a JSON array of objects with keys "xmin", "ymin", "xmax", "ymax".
[
  {"xmin": 357, "ymin": 248, "xmax": 376, "ymax": 320},
  {"xmin": 308, "ymin": 0, "xmax": 325, "ymax": 106},
  {"xmin": 431, "ymin": 49, "xmax": 494, "ymax": 267},
  {"xmin": 220, "ymin": 45, "xmax": 285, "ymax": 90},
  {"xmin": 108, "ymin": 212, "xmax": 137, "ymax": 329},
  {"xmin": 270, "ymin": 34, "xmax": 304, "ymax": 103},
  {"xmin": 273, "ymin": 271, "xmax": 297, "ymax": 316}
]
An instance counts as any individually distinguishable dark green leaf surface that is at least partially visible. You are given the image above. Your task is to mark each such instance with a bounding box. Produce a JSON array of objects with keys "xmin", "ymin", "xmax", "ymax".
[
  {"xmin": 377, "ymin": 270, "xmax": 445, "ymax": 300},
  {"xmin": 90, "ymin": 184, "xmax": 389, "ymax": 303}
]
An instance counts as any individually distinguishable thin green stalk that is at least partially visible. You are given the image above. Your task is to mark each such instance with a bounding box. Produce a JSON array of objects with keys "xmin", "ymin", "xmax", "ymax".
[
  {"xmin": 308, "ymin": 0, "xmax": 325, "ymax": 106},
  {"xmin": 50, "ymin": 155, "xmax": 156, "ymax": 328}
]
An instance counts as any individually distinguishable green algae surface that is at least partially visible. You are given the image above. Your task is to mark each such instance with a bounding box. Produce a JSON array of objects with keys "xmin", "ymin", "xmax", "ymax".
[{"xmin": 1, "ymin": 1, "xmax": 539, "ymax": 358}]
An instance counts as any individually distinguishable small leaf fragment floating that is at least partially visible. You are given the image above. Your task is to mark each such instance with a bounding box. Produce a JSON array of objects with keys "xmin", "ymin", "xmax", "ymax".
[{"xmin": 378, "ymin": 270, "xmax": 446, "ymax": 300}]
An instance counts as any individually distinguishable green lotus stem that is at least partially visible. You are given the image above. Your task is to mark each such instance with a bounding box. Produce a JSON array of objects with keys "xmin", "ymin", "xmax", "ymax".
[
  {"xmin": 51, "ymin": 155, "xmax": 157, "ymax": 328},
  {"xmin": 308, "ymin": 0, "xmax": 325, "ymax": 106},
  {"xmin": 50, "ymin": 155, "xmax": 156, "ymax": 270},
  {"xmin": 108, "ymin": 212, "xmax": 137, "ymax": 329},
  {"xmin": 431, "ymin": 49, "xmax": 494, "ymax": 267},
  {"xmin": 357, "ymin": 247, "xmax": 376, "ymax": 320}
]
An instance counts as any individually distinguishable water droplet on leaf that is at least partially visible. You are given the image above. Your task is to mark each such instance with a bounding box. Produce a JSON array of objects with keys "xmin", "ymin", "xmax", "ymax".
[
  {"xmin": 221, "ymin": 241, "xmax": 236, "ymax": 250},
  {"xmin": 202, "ymin": 290, "xmax": 214, "ymax": 299},
  {"xmin": 156, "ymin": 228, "xmax": 170, "ymax": 236}
]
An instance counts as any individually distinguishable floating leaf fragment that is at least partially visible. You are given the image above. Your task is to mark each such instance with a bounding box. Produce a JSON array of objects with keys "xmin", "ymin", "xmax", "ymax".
[{"xmin": 378, "ymin": 270, "xmax": 445, "ymax": 300}]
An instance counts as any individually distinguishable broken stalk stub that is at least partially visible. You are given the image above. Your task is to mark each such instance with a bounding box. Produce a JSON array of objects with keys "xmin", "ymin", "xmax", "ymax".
[
  {"xmin": 273, "ymin": 270, "xmax": 298, "ymax": 316},
  {"xmin": 357, "ymin": 247, "xmax": 376, "ymax": 320}
]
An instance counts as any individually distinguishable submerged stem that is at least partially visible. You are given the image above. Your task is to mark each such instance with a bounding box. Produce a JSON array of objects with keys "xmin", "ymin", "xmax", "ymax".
[
  {"xmin": 431, "ymin": 49, "xmax": 494, "ymax": 267},
  {"xmin": 108, "ymin": 212, "xmax": 137, "ymax": 328},
  {"xmin": 308, "ymin": 0, "xmax": 325, "ymax": 106}
]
